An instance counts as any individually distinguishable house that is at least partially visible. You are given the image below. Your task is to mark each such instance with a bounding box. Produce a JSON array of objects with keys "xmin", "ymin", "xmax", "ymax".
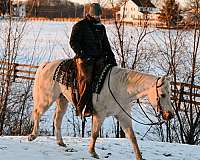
[
  {"xmin": 116, "ymin": 0, "xmax": 159, "ymax": 22},
  {"xmin": 12, "ymin": 1, "xmax": 26, "ymax": 17}
]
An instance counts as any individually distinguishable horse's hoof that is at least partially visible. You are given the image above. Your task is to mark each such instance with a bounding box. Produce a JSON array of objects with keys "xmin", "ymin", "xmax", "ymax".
[
  {"xmin": 91, "ymin": 152, "xmax": 100, "ymax": 159},
  {"xmin": 57, "ymin": 141, "xmax": 66, "ymax": 147},
  {"xmin": 28, "ymin": 134, "xmax": 37, "ymax": 141}
]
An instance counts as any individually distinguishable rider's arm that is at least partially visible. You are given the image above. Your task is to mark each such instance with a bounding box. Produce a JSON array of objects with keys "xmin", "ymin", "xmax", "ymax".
[
  {"xmin": 70, "ymin": 23, "xmax": 83, "ymax": 57},
  {"xmin": 102, "ymin": 26, "xmax": 117, "ymax": 65}
]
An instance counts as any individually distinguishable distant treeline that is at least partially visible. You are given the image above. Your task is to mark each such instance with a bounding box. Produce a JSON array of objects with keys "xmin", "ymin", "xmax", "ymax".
[
  {"xmin": 26, "ymin": 0, "xmax": 84, "ymax": 18},
  {"xmin": 26, "ymin": 0, "xmax": 114, "ymax": 19}
]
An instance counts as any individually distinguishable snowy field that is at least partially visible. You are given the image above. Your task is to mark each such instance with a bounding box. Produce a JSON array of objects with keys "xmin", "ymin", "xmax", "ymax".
[{"xmin": 0, "ymin": 136, "xmax": 200, "ymax": 160}]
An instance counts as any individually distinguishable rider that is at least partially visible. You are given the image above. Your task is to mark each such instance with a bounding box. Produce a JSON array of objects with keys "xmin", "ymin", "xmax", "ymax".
[{"xmin": 70, "ymin": 3, "xmax": 117, "ymax": 117}]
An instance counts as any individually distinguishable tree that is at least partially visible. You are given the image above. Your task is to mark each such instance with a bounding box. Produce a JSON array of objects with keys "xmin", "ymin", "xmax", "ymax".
[
  {"xmin": 107, "ymin": 0, "xmax": 158, "ymax": 138},
  {"xmin": 185, "ymin": 0, "xmax": 200, "ymax": 28},
  {"xmin": 0, "ymin": 0, "xmax": 8, "ymax": 17},
  {"xmin": 0, "ymin": 8, "xmax": 27, "ymax": 135},
  {"xmin": 150, "ymin": 0, "xmax": 200, "ymax": 145},
  {"xmin": 158, "ymin": 0, "xmax": 183, "ymax": 27},
  {"xmin": 0, "ymin": 3, "xmax": 38, "ymax": 136}
]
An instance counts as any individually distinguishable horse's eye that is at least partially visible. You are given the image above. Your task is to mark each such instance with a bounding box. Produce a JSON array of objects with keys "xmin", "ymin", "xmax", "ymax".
[{"xmin": 161, "ymin": 94, "xmax": 166, "ymax": 98}]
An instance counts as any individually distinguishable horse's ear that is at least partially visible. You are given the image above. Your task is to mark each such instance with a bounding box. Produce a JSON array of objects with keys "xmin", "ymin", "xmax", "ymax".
[
  {"xmin": 161, "ymin": 75, "xmax": 172, "ymax": 83},
  {"xmin": 165, "ymin": 75, "xmax": 173, "ymax": 82}
]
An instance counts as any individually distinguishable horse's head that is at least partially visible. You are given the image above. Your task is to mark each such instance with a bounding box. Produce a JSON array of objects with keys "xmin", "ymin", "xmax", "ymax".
[{"xmin": 147, "ymin": 76, "xmax": 174, "ymax": 121}]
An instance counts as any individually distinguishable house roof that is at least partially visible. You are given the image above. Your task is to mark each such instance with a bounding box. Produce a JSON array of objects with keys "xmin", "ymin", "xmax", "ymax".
[{"xmin": 131, "ymin": 0, "xmax": 156, "ymax": 8}]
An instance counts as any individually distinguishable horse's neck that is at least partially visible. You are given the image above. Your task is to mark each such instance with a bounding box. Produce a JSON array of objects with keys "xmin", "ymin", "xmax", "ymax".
[
  {"xmin": 110, "ymin": 67, "xmax": 155, "ymax": 101},
  {"xmin": 126, "ymin": 69, "xmax": 157, "ymax": 99},
  {"xmin": 110, "ymin": 67, "xmax": 129, "ymax": 89},
  {"xmin": 109, "ymin": 67, "xmax": 130, "ymax": 98}
]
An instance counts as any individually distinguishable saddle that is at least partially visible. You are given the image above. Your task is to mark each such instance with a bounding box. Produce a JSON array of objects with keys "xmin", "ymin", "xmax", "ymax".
[{"xmin": 53, "ymin": 58, "xmax": 113, "ymax": 108}]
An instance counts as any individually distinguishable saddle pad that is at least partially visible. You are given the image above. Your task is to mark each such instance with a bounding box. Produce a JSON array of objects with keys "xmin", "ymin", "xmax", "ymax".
[
  {"xmin": 53, "ymin": 59, "xmax": 74, "ymax": 87},
  {"xmin": 93, "ymin": 64, "xmax": 113, "ymax": 94},
  {"xmin": 53, "ymin": 59, "xmax": 114, "ymax": 94}
]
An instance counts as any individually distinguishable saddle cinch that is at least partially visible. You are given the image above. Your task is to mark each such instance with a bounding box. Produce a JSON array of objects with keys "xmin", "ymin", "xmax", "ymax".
[{"xmin": 53, "ymin": 58, "xmax": 113, "ymax": 116}]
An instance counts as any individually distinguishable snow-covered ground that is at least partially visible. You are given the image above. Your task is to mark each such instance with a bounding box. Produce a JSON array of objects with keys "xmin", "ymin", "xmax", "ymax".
[{"xmin": 0, "ymin": 136, "xmax": 199, "ymax": 160}]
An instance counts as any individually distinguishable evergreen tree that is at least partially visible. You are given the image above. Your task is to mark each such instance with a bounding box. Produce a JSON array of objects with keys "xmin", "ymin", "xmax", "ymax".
[{"xmin": 158, "ymin": 0, "xmax": 183, "ymax": 27}]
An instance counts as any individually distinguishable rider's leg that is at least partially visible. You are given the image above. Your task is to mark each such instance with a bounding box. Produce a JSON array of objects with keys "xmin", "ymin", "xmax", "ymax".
[{"xmin": 75, "ymin": 58, "xmax": 93, "ymax": 117}]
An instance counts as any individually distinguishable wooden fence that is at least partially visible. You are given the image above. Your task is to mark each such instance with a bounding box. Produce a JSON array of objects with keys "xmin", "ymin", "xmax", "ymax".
[
  {"xmin": 0, "ymin": 61, "xmax": 200, "ymax": 105},
  {"xmin": 0, "ymin": 61, "xmax": 38, "ymax": 81},
  {"xmin": 171, "ymin": 81, "xmax": 200, "ymax": 106}
]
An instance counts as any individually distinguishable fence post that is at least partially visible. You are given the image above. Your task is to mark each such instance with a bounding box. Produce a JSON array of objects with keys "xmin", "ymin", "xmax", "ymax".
[
  {"xmin": 12, "ymin": 63, "xmax": 17, "ymax": 82},
  {"xmin": 177, "ymin": 83, "xmax": 184, "ymax": 110}
]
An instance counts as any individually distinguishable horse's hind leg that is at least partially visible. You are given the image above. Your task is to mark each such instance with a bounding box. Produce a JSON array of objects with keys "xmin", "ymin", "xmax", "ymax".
[
  {"xmin": 115, "ymin": 114, "xmax": 142, "ymax": 160},
  {"xmin": 88, "ymin": 114, "xmax": 104, "ymax": 159},
  {"xmin": 28, "ymin": 102, "xmax": 50, "ymax": 141},
  {"xmin": 54, "ymin": 94, "xmax": 68, "ymax": 147}
]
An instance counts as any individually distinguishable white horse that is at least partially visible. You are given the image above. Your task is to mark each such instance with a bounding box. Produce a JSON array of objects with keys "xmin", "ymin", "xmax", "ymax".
[{"xmin": 28, "ymin": 60, "xmax": 174, "ymax": 160}]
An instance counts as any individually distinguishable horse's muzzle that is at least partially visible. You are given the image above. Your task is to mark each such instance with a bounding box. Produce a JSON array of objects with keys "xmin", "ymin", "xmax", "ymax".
[{"xmin": 162, "ymin": 111, "xmax": 174, "ymax": 121}]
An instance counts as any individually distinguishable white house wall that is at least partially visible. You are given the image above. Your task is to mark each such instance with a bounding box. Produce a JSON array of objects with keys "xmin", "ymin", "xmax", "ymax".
[
  {"xmin": 13, "ymin": 3, "xmax": 26, "ymax": 17},
  {"xmin": 117, "ymin": 0, "xmax": 158, "ymax": 22},
  {"xmin": 19, "ymin": 5, "xmax": 26, "ymax": 17},
  {"xmin": 119, "ymin": 0, "xmax": 143, "ymax": 21}
]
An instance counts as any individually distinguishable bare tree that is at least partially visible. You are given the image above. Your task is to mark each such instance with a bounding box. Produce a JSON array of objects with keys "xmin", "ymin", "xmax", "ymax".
[
  {"xmin": 107, "ymin": 0, "xmax": 158, "ymax": 138},
  {"xmin": 149, "ymin": 0, "xmax": 200, "ymax": 144},
  {"xmin": 0, "ymin": 5, "xmax": 28, "ymax": 134}
]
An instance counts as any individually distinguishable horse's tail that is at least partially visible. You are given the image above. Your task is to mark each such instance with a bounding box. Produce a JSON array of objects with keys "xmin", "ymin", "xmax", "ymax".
[{"xmin": 30, "ymin": 62, "xmax": 49, "ymax": 122}]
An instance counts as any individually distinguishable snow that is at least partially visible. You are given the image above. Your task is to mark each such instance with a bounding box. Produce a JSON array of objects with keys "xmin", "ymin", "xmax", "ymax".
[{"xmin": 0, "ymin": 136, "xmax": 200, "ymax": 160}]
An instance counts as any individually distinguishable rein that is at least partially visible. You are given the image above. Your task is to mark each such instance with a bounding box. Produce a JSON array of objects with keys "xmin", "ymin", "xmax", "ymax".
[
  {"xmin": 156, "ymin": 77, "xmax": 164, "ymax": 114},
  {"xmin": 107, "ymin": 68, "xmax": 165, "ymax": 126}
]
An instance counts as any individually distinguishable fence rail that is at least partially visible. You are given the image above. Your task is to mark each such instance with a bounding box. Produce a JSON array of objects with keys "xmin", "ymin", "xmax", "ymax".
[
  {"xmin": 0, "ymin": 61, "xmax": 200, "ymax": 105},
  {"xmin": 0, "ymin": 61, "xmax": 38, "ymax": 81},
  {"xmin": 171, "ymin": 81, "xmax": 200, "ymax": 106}
]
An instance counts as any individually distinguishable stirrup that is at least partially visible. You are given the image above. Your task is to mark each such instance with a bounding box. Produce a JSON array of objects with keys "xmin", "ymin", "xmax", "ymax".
[
  {"xmin": 75, "ymin": 107, "xmax": 82, "ymax": 116},
  {"xmin": 82, "ymin": 106, "xmax": 93, "ymax": 117}
]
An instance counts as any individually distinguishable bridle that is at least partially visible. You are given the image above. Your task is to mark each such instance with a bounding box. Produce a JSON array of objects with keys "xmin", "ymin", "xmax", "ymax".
[
  {"xmin": 155, "ymin": 77, "xmax": 165, "ymax": 115},
  {"xmin": 107, "ymin": 68, "xmax": 165, "ymax": 126}
]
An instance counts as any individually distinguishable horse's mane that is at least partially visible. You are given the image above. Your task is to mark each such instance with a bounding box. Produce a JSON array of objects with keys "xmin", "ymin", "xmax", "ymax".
[
  {"xmin": 112, "ymin": 67, "xmax": 157, "ymax": 86},
  {"xmin": 110, "ymin": 67, "xmax": 161, "ymax": 97}
]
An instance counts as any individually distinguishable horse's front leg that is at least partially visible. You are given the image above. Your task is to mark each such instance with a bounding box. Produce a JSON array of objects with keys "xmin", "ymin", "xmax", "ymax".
[
  {"xmin": 54, "ymin": 94, "xmax": 68, "ymax": 147},
  {"xmin": 88, "ymin": 114, "xmax": 104, "ymax": 159},
  {"xmin": 115, "ymin": 114, "xmax": 142, "ymax": 160}
]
